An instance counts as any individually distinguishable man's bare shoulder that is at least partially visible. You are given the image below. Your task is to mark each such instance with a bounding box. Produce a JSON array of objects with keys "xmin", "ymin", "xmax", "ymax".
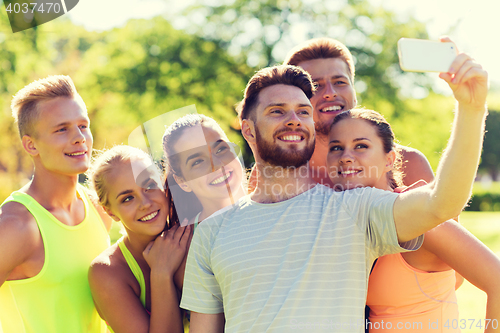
[
  {"xmin": 397, "ymin": 145, "xmax": 434, "ymax": 185},
  {"xmin": 0, "ymin": 201, "xmax": 41, "ymax": 281},
  {"xmin": 0, "ymin": 201, "xmax": 39, "ymax": 237},
  {"xmin": 399, "ymin": 144, "xmax": 424, "ymax": 156}
]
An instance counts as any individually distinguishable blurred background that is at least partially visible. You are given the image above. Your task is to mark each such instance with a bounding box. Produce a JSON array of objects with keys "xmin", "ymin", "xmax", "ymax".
[{"xmin": 1, "ymin": 0, "xmax": 499, "ymax": 328}]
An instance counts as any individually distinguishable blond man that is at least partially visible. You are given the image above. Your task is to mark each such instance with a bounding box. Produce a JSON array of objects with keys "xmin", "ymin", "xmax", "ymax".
[{"xmin": 0, "ymin": 76, "xmax": 111, "ymax": 333}]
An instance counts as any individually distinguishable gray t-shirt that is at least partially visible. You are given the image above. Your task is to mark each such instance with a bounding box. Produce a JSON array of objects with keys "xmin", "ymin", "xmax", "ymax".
[{"xmin": 181, "ymin": 185, "xmax": 423, "ymax": 332}]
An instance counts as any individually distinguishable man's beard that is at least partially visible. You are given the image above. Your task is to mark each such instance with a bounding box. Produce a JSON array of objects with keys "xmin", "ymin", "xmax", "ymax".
[{"xmin": 255, "ymin": 127, "xmax": 315, "ymax": 168}]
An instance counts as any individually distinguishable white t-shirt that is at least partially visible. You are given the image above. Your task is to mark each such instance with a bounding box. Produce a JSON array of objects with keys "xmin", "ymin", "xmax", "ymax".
[{"xmin": 181, "ymin": 185, "xmax": 423, "ymax": 332}]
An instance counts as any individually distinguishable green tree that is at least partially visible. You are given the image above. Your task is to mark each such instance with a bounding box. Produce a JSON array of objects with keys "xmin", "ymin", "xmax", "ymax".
[
  {"xmin": 0, "ymin": 15, "xmax": 253, "ymax": 200},
  {"xmin": 479, "ymin": 110, "xmax": 500, "ymax": 180},
  {"xmin": 170, "ymin": 0, "xmax": 467, "ymax": 170},
  {"xmin": 173, "ymin": 0, "xmax": 432, "ymax": 115},
  {"xmin": 0, "ymin": 3, "xmax": 465, "ymax": 202},
  {"xmin": 72, "ymin": 17, "xmax": 252, "ymax": 161},
  {"xmin": 389, "ymin": 92, "xmax": 455, "ymax": 171},
  {"xmin": 0, "ymin": 9, "xmax": 58, "ymax": 200}
]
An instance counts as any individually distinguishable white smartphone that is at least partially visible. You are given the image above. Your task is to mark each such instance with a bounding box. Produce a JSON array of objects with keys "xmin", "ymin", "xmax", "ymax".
[{"xmin": 397, "ymin": 38, "xmax": 458, "ymax": 72}]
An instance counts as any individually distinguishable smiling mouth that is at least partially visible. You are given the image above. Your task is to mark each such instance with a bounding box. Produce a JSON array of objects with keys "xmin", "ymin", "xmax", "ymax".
[
  {"xmin": 339, "ymin": 169, "xmax": 361, "ymax": 177},
  {"xmin": 320, "ymin": 105, "xmax": 343, "ymax": 113},
  {"xmin": 277, "ymin": 134, "xmax": 304, "ymax": 142},
  {"xmin": 139, "ymin": 210, "xmax": 159, "ymax": 222},
  {"xmin": 65, "ymin": 152, "xmax": 86, "ymax": 156},
  {"xmin": 210, "ymin": 172, "xmax": 232, "ymax": 185}
]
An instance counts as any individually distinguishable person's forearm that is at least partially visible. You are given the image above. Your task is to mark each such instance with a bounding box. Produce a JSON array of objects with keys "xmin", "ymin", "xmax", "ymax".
[
  {"xmin": 149, "ymin": 273, "xmax": 183, "ymax": 333},
  {"xmin": 429, "ymin": 103, "xmax": 487, "ymax": 220},
  {"xmin": 485, "ymin": 294, "xmax": 500, "ymax": 333},
  {"xmin": 190, "ymin": 312, "xmax": 225, "ymax": 333}
]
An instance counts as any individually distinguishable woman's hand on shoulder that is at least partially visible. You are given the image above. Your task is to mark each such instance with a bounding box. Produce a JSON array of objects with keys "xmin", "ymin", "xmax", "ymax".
[{"xmin": 143, "ymin": 223, "xmax": 193, "ymax": 278}]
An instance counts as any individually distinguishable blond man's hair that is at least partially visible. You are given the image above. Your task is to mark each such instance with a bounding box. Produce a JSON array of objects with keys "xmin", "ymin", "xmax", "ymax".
[
  {"xmin": 283, "ymin": 38, "xmax": 355, "ymax": 83},
  {"xmin": 11, "ymin": 75, "xmax": 83, "ymax": 138}
]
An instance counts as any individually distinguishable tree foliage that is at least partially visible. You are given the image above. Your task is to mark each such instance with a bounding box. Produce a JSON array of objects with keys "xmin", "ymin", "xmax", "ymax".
[
  {"xmin": 479, "ymin": 110, "xmax": 500, "ymax": 180},
  {"xmin": 171, "ymin": 0, "xmax": 458, "ymax": 170},
  {"xmin": 0, "ymin": 11, "xmax": 57, "ymax": 199},
  {"xmin": 1, "ymin": 1, "xmax": 497, "ymax": 203},
  {"xmin": 174, "ymin": 0, "xmax": 432, "ymax": 114},
  {"xmin": 0, "ymin": 16, "xmax": 252, "ymax": 200},
  {"xmin": 73, "ymin": 17, "xmax": 252, "ymax": 156}
]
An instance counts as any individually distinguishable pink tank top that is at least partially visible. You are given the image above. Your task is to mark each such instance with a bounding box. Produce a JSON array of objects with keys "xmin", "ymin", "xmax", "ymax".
[{"xmin": 366, "ymin": 253, "xmax": 459, "ymax": 332}]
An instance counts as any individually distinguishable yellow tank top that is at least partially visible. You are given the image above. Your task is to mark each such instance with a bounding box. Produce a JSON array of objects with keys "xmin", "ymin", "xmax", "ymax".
[
  {"xmin": 118, "ymin": 238, "xmax": 147, "ymax": 307},
  {"xmin": 0, "ymin": 186, "xmax": 110, "ymax": 333},
  {"xmin": 113, "ymin": 238, "xmax": 190, "ymax": 333}
]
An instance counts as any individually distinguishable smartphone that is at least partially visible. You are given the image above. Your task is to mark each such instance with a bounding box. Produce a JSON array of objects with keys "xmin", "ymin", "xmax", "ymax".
[{"xmin": 398, "ymin": 38, "xmax": 458, "ymax": 72}]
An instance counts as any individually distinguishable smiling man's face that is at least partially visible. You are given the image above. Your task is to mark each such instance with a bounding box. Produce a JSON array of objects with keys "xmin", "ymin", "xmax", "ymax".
[
  {"xmin": 298, "ymin": 57, "xmax": 357, "ymax": 136},
  {"xmin": 252, "ymin": 84, "xmax": 315, "ymax": 168}
]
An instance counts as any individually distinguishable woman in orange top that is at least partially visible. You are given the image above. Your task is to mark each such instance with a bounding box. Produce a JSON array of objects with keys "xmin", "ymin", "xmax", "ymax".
[{"xmin": 327, "ymin": 108, "xmax": 500, "ymax": 333}]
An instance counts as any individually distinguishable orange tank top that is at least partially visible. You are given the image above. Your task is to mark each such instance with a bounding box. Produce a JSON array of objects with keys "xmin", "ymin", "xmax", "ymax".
[{"xmin": 366, "ymin": 253, "xmax": 459, "ymax": 332}]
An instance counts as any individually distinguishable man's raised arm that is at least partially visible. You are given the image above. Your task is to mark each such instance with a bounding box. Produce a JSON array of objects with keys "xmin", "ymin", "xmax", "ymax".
[{"xmin": 394, "ymin": 39, "xmax": 488, "ymax": 242}]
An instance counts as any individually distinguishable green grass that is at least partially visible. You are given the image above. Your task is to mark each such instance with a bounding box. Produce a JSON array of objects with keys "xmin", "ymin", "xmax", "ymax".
[{"xmin": 456, "ymin": 211, "xmax": 500, "ymax": 332}]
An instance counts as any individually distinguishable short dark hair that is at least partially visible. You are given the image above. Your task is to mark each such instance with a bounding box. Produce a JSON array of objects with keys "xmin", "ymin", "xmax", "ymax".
[
  {"xmin": 284, "ymin": 38, "xmax": 355, "ymax": 83},
  {"xmin": 236, "ymin": 65, "xmax": 315, "ymax": 123}
]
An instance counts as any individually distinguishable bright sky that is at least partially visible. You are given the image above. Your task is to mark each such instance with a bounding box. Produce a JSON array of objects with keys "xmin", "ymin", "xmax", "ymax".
[{"xmin": 67, "ymin": 0, "xmax": 500, "ymax": 86}]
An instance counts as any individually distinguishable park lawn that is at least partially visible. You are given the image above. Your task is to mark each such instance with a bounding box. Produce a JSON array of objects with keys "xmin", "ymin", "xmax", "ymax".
[{"xmin": 456, "ymin": 211, "xmax": 500, "ymax": 332}]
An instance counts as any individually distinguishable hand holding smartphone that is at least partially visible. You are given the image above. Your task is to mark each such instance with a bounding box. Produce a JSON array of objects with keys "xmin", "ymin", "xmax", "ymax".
[{"xmin": 398, "ymin": 38, "xmax": 458, "ymax": 73}]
